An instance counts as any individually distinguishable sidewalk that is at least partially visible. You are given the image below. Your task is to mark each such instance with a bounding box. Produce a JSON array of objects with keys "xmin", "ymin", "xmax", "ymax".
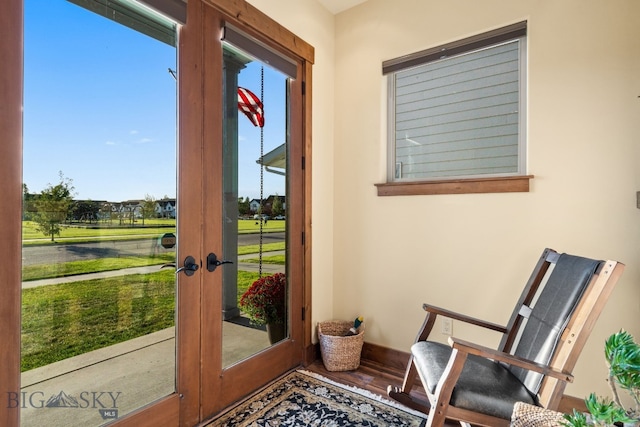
[
  {"xmin": 21, "ymin": 322, "xmax": 270, "ymax": 426},
  {"xmin": 19, "ymin": 251, "xmax": 284, "ymax": 426}
]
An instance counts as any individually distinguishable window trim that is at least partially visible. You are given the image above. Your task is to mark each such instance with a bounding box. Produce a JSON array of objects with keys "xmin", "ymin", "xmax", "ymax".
[
  {"xmin": 380, "ymin": 21, "xmax": 530, "ymax": 196},
  {"xmin": 375, "ymin": 175, "xmax": 533, "ymax": 196},
  {"xmin": 382, "ymin": 21, "xmax": 526, "ymax": 74}
]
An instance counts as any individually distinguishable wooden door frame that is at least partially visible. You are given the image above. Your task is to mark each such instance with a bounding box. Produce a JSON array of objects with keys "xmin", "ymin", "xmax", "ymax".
[
  {"xmin": 0, "ymin": 0, "xmax": 313, "ymax": 426},
  {"xmin": 176, "ymin": 1, "xmax": 207, "ymax": 426},
  {"xmin": 0, "ymin": 1, "xmax": 23, "ymax": 426},
  {"xmin": 197, "ymin": 0, "xmax": 315, "ymax": 420}
]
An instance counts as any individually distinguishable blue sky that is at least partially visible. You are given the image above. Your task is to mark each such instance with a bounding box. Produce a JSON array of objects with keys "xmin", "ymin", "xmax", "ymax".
[{"xmin": 24, "ymin": 0, "xmax": 286, "ymax": 202}]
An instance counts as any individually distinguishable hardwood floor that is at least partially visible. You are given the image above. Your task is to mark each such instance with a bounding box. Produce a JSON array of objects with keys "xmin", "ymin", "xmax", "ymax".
[
  {"xmin": 304, "ymin": 358, "xmax": 586, "ymax": 427},
  {"xmin": 304, "ymin": 358, "xmax": 461, "ymax": 427},
  {"xmin": 205, "ymin": 352, "xmax": 582, "ymax": 426}
]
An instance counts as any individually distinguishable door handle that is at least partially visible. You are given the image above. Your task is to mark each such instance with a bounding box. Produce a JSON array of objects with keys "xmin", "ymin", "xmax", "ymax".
[
  {"xmin": 174, "ymin": 256, "xmax": 199, "ymax": 276},
  {"xmin": 207, "ymin": 253, "xmax": 233, "ymax": 272}
]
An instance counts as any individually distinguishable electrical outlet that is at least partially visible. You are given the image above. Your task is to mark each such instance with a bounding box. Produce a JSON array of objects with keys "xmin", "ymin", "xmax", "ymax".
[{"xmin": 441, "ymin": 318, "xmax": 453, "ymax": 335}]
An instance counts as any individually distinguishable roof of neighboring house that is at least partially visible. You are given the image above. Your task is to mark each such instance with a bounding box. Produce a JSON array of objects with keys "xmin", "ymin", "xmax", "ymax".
[{"xmin": 257, "ymin": 143, "xmax": 285, "ymax": 175}]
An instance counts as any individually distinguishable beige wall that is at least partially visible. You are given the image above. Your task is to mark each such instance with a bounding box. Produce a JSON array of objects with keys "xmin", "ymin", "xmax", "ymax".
[
  {"xmin": 247, "ymin": 0, "xmax": 337, "ymax": 330},
  {"xmin": 252, "ymin": 0, "xmax": 640, "ymax": 399}
]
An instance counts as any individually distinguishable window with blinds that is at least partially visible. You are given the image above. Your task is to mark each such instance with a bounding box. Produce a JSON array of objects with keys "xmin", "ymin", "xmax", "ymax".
[{"xmin": 384, "ymin": 22, "xmax": 527, "ymax": 183}]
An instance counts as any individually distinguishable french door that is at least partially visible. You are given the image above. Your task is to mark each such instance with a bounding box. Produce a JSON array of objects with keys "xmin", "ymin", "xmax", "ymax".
[
  {"xmin": 202, "ymin": 5, "xmax": 304, "ymax": 414},
  {"xmin": 0, "ymin": 0, "xmax": 313, "ymax": 426},
  {"xmin": 181, "ymin": 1, "xmax": 311, "ymax": 422}
]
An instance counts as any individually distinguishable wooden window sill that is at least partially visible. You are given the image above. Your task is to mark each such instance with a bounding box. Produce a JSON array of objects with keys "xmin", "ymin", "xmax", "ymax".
[{"xmin": 375, "ymin": 175, "xmax": 533, "ymax": 196}]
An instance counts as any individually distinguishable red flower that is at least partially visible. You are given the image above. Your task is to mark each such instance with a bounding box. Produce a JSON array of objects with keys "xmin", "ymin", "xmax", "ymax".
[{"xmin": 239, "ymin": 273, "xmax": 286, "ymax": 325}]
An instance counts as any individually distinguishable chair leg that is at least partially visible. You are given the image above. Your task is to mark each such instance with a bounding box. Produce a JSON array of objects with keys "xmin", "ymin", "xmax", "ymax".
[
  {"xmin": 387, "ymin": 357, "xmax": 430, "ymax": 414},
  {"xmin": 401, "ymin": 355, "xmax": 419, "ymax": 392},
  {"xmin": 426, "ymin": 348, "xmax": 468, "ymax": 427},
  {"xmin": 388, "ymin": 311, "xmax": 438, "ymax": 414},
  {"xmin": 387, "ymin": 386, "xmax": 430, "ymax": 415},
  {"xmin": 426, "ymin": 407, "xmax": 447, "ymax": 427}
]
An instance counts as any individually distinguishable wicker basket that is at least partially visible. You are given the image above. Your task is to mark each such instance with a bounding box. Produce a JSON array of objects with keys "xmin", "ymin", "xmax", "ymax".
[
  {"xmin": 318, "ymin": 320, "xmax": 365, "ymax": 372},
  {"xmin": 510, "ymin": 402, "xmax": 565, "ymax": 427}
]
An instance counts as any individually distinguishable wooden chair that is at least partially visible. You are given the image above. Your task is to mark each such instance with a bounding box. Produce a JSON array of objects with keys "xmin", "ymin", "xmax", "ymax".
[{"xmin": 387, "ymin": 248, "xmax": 625, "ymax": 427}]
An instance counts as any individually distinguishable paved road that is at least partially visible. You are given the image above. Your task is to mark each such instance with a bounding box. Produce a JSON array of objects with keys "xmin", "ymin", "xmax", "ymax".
[{"xmin": 22, "ymin": 232, "xmax": 285, "ymax": 266}]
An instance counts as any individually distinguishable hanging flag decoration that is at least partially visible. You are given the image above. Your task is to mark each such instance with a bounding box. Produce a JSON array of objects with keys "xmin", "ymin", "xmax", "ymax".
[{"xmin": 237, "ymin": 87, "xmax": 265, "ymax": 128}]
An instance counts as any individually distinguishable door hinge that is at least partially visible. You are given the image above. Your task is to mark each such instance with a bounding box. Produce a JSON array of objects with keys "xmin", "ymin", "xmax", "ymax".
[
  {"xmin": 301, "ymin": 231, "xmax": 305, "ymax": 245},
  {"xmin": 302, "ymin": 307, "xmax": 305, "ymax": 321},
  {"xmin": 302, "ymin": 81, "xmax": 306, "ymax": 96},
  {"xmin": 301, "ymin": 155, "xmax": 305, "ymax": 170}
]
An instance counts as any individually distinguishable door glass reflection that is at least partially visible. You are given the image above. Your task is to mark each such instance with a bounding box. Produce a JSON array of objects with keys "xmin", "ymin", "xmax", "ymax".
[
  {"xmin": 21, "ymin": 1, "xmax": 177, "ymax": 425},
  {"xmin": 221, "ymin": 42, "xmax": 289, "ymax": 367}
]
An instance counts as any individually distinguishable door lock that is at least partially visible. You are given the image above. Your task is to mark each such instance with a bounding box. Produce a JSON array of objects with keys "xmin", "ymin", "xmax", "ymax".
[
  {"xmin": 175, "ymin": 256, "xmax": 199, "ymax": 276},
  {"xmin": 207, "ymin": 253, "xmax": 233, "ymax": 272}
]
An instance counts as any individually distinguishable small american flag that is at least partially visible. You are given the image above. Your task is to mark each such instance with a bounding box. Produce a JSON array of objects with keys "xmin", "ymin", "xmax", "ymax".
[{"xmin": 237, "ymin": 87, "xmax": 264, "ymax": 128}]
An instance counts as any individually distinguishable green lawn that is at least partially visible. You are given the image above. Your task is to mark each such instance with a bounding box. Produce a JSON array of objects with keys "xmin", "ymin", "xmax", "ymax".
[
  {"xmin": 21, "ymin": 244, "xmax": 284, "ymax": 282},
  {"xmin": 238, "ymin": 242, "xmax": 284, "ymax": 255},
  {"xmin": 21, "ymin": 270, "xmax": 176, "ymax": 371},
  {"xmin": 21, "ymin": 269, "xmax": 262, "ymax": 371},
  {"xmin": 22, "ymin": 254, "xmax": 176, "ymax": 281},
  {"xmin": 242, "ymin": 255, "xmax": 285, "ymax": 265},
  {"xmin": 22, "ymin": 219, "xmax": 285, "ymax": 245},
  {"xmin": 20, "ymin": 220, "xmax": 286, "ymax": 371},
  {"xmin": 22, "ymin": 220, "xmax": 175, "ymax": 243}
]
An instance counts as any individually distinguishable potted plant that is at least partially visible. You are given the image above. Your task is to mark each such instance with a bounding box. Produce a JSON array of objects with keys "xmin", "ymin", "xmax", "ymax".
[
  {"xmin": 239, "ymin": 273, "xmax": 286, "ymax": 344},
  {"xmin": 562, "ymin": 393, "xmax": 632, "ymax": 427},
  {"xmin": 563, "ymin": 330, "xmax": 640, "ymax": 427}
]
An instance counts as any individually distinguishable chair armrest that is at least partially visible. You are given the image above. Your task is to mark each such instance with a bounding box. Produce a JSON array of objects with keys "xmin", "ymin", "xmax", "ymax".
[
  {"xmin": 423, "ymin": 303, "xmax": 507, "ymax": 334},
  {"xmin": 448, "ymin": 336, "xmax": 574, "ymax": 383}
]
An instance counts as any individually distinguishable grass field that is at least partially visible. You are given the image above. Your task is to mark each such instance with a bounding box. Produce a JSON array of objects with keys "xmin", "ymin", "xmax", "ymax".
[
  {"xmin": 22, "ymin": 270, "xmax": 176, "ymax": 371},
  {"xmin": 22, "ymin": 219, "xmax": 285, "ymax": 245},
  {"xmin": 21, "ymin": 223, "xmax": 285, "ymax": 372},
  {"xmin": 21, "ymin": 254, "xmax": 176, "ymax": 281},
  {"xmin": 243, "ymin": 255, "xmax": 285, "ymax": 264},
  {"xmin": 21, "ymin": 269, "xmax": 261, "ymax": 371},
  {"xmin": 21, "ymin": 242, "xmax": 284, "ymax": 282}
]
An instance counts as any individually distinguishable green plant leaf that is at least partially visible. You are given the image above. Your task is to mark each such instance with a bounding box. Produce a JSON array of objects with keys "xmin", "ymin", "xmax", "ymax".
[{"xmin": 562, "ymin": 409, "xmax": 589, "ymax": 427}]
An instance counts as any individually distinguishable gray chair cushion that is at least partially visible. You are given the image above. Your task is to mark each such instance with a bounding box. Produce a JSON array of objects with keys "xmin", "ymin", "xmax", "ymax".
[
  {"xmin": 412, "ymin": 341, "xmax": 537, "ymax": 419},
  {"xmin": 509, "ymin": 254, "xmax": 600, "ymax": 393}
]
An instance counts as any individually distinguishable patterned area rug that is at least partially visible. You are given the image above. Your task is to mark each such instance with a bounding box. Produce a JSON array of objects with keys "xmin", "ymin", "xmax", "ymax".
[{"xmin": 209, "ymin": 370, "xmax": 426, "ymax": 426}]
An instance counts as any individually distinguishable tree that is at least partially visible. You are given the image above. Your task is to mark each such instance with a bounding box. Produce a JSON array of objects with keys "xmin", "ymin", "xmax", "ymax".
[
  {"xmin": 23, "ymin": 183, "xmax": 36, "ymax": 220},
  {"xmin": 33, "ymin": 172, "xmax": 76, "ymax": 241},
  {"xmin": 238, "ymin": 196, "xmax": 251, "ymax": 216},
  {"xmin": 271, "ymin": 194, "xmax": 284, "ymax": 217},
  {"xmin": 71, "ymin": 200, "xmax": 99, "ymax": 223},
  {"xmin": 142, "ymin": 194, "xmax": 157, "ymax": 225}
]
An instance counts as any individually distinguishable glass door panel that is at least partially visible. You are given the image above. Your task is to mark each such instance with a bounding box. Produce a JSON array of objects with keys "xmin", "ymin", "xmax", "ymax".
[
  {"xmin": 221, "ymin": 40, "xmax": 290, "ymax": 367},
  {"xmin": 21, "ymin": 1, "xmax": 177, "ymax": 425}
]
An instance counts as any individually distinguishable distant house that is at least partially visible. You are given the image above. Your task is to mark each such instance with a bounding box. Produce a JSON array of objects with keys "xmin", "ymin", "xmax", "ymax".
[
  {"xmin": 249, "ymin": 199, "xmax": 262, "ymax": 213},
  {"xmin": 155, "ymin": 199, "xmax": 176, "ymax": 218},
  {"xmin": 96, "ymin": 202, "xmax": 116, "ymax": 221},
  {"xmin": 249, "ymin": 195, "xmax": 285, "ymax": 215},
  {"xmin": 119, "ymin": 200, "xmax": 144, "ymax": 220}
]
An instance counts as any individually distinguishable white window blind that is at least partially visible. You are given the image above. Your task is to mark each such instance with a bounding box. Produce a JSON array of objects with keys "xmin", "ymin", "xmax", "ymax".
[{"xmin": 385, "ymin": 23, "xmax": 526, "ymax": 182}]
